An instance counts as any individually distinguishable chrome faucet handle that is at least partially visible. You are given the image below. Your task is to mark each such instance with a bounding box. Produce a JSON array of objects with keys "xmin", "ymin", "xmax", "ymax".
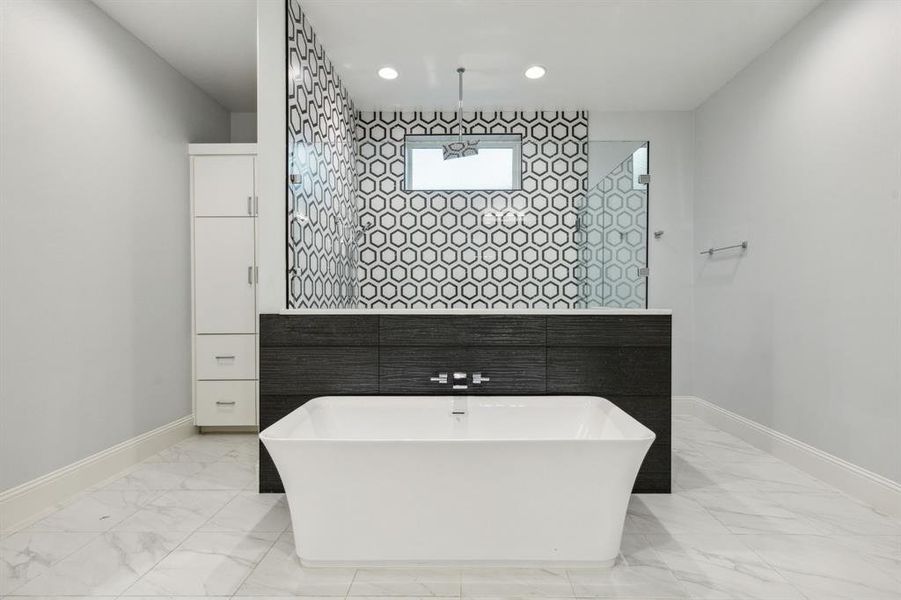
[
  {"xmin": 452, "ymin": 372, "xmax": 469, "ymax": 391},
  {"xmin": 472, "ymin": 372, "xmax": 490, "ymax": 385},
  {"xmin": 430, "ymin": 372, "xmax": 448, "ymax": 384}
]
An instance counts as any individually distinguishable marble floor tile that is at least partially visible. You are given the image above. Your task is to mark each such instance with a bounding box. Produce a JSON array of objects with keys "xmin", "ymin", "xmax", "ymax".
[
  {"xmin": 768, "ymin": 492, "xmax": 901, "ymax": 535},
  {"xmin": 567, "ymin": 566, "xmax": 688, "ymax": 599},
  {"xmin": 179, "ymin": 461, "xmax": 257, "ymax": 491},
  {"xmin": 25, "ymin": 490, "xmax": 161, "ymax": 533},
  {"xmin": 684, "ymin": 491, "xmax": 823, "ymax": 535},
  {"xmin": 674, "ymin": 457, "xmax": 832, "ymax": 495},
  {"xmin": 461, "ymin": 567, "xmax": 575, "ymax": 598},
  {"xmin": 112, "ymin": 490, "xmax": 238, "ymax": 532},
  {"xmin": 567, "ymin": 535, "xmax": 688, "ymax": 599},
  {"xmin": 741, "ymin": 534, "xmax": 901, "ymax": 600},
  {"xmin": 0, "ymin": 531, "xmax": 97, "ymax": 594},
  {"xmin": 144, "ymin": 442, "xmax": 232, "ymax": 463},
  {"xmin": 349, "ymin": 597, "xmax": 460, "ymax": 600},
  {"xmin": 676, "ymin": 438, "xmax": 779, "ymax": 464},
  {"xmin": 626, "ymin": 494, "xmax": 731, "ymax": 535},
  {"xmin": 0, "ymin": 597, "xmax": 114, "ymax": 600},
  {"xmin": 101, "ymin": 462, "xmax": 204, "ymax": 492},
  {"xmin": 219, "ymin": 443, "xmax": 259, "ymax": 464},
  {"xmin": 235, "ymin": 533, "xmax": 355, "ymax": 596},
  {"xmin": 349, "ymin": 567, "xmax": 462, "ymax": 597},
  {"xmin": 11, "ymin": 531, "xmax": 185, "ymax": 596},
  {"xmin": 828, "ymin": 535, "xmax": 901, "ymax": 590},
  {"xmin": 648, "ymin": 533, "xmax": 804, "ymax": 599},
  {"xmin": 7, "ymin": 416, "xmax": 897, "ymax": 600},
  {"xmin": 123, "ymin": 530, "xmax": 278, "ymax": 596},
  {"xmin": 123, "ymin": 597, "xmax": 230, "ymax": 600},
  {"xmin": 199, "ymin": 491, "xmax": 290, "ymax": 533}
]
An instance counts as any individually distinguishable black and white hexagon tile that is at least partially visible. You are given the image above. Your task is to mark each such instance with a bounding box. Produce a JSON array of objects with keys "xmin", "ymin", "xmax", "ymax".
[
  {"xmin": 355, "ymin": 110, "xmax": 589, "ymax": 309},
  {"xmin": 580, "ymin": 156, "xmax": 648, "ymax": 308},
  {"xmin": 286, "ymin": 0, "xmax": 359, "ymax": 309}
]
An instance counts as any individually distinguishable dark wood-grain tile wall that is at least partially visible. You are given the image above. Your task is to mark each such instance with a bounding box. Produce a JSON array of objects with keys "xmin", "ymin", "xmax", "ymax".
[
  {"xmin": 258, "ymin": 314, "xmax": 379, "ymax": 492},
  {"xmin": 546, "ymin": 315, "xmax": 672, "ymax": 493},
  {"xmin": 259, "ymin": 313, "xmax": 672, "ymax": 493}
]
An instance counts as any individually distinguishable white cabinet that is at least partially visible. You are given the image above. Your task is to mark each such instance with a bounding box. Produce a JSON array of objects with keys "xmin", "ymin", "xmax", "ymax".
[
  {"xmin": 195, "ymin": 334, "xmax": 256, "ymax": 380},
  {"xmin": 190, "ymin": 144, "xmax": 258, "ymax": 428},
  {"xmin": 194, "ymin": 218, "xmax": 256, "ymax": 334},
  {"xmin": 193, "ymin": 155, "xmax": 256, "ymax": 216},
  {"xmin": 195, "ymin": 381, "xmax": 257, "ymax": 427}
]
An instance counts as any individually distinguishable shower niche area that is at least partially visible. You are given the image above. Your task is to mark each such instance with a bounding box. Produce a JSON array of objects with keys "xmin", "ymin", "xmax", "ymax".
[{"xmin": 286, "ymin": 0, "xmax": 649, "ymax": 310}]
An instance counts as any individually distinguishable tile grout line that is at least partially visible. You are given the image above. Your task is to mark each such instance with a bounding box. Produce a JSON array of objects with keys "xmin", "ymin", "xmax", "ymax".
[
  {"xmin": 110, "ymin": 444, "xmax": 257, "ymax": 596},
  {"xmin": 227, "ymin": 526, "xmax": 284, "ymax": 598},
  {"xmin": 1, "ymin": 528, "xmax": 103, "ymax": 596}
]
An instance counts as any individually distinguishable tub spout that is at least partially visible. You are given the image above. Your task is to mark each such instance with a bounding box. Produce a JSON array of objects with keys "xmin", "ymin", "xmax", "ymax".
[{"xmin": 452, "ymin": 396, "xmax": 467, "ymax": 415}]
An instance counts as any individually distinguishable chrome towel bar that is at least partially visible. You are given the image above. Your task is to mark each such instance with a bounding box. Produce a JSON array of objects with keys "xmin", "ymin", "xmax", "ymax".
[{"xmin": 700, "ymin": 241, "xmax": 748, "ymax": 256}]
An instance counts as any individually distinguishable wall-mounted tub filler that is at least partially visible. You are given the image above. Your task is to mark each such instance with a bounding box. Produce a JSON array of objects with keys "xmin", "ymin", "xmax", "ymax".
[{"xmin": 260, "ymin": 395, "xmax": 655, "ymax": 567}]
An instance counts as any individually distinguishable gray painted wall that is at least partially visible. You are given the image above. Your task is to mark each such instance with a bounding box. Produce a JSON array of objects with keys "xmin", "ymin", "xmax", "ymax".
[
  {"xmin": 693, "ymin": 0, "xmax": 901, "ymax": 481},
  {"xmin": 0, "ymin": 0, "xmax": 229, "ymax": 490}
]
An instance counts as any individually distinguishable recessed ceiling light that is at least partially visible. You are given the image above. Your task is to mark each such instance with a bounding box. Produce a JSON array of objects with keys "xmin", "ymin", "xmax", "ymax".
[
  {"xmin": 378, "ymin": 66, "xmax": 399, "ymax": 80},
  {"xmin": 524, "ymin": 65, "xmax": 546, "ymax": 80}
]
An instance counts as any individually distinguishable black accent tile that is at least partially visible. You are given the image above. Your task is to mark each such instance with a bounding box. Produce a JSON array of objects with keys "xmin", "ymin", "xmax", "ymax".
[
  {"xmin": 546, "ymin": 315, "xmax": 671, "ymax": 347},
  {"xmin": 260, "ymin": 314, "xmax": 378, "ymax": 347},
  {"xmin": 379, "ymin": 346, "xmax": 546, "ymax": 394},
  {"xmin": 380, "ymin": 315, "xmax": 546, "ymax": 346},
  {"xmin": 259, "ymin": 346, "xmax": 378, "ymax": 395}
]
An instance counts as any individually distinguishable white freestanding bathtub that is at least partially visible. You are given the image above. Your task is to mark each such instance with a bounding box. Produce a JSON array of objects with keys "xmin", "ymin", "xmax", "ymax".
[{"xmin": 260, "ymin": 395, "xmax": 655, "ymax": 567}]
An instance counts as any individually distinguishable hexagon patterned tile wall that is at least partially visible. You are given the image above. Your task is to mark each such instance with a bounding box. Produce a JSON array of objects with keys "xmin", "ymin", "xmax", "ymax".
[
  {"xmin": 286, "ymin": 0, "xmax": 358, "ymax": 309},
  {"xmin": 284, "ymin": 3, "xmax": 640, "ymax": 310},
  {"xmin": 355, "ymin": 110, "xmax": 589, "ymax": 308},
  {"xmin": 581, "ymin": 156, "xmax": 647, "ymax": 308}
]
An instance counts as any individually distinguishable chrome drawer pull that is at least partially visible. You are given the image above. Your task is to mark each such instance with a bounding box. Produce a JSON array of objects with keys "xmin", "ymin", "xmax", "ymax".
[
  {"xmin": 216, "ymin": 400, "xmax": 237, "ymax": 406},
  {"xmin": 214, "ymin": 355, "xmax": 236, "ymax": 361}
]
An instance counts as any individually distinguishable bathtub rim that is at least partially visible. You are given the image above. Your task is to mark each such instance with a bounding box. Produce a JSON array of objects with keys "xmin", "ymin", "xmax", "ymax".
[{"xmin": 259, "ymin": 394, "xmax": 657, "ymax": 444}]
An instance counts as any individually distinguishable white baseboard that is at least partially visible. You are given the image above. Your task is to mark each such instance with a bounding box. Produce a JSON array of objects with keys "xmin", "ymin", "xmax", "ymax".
[
  {"xmin": 673, "ymin": 396, "xmax": 901, "ymax": 517},
  {"xmin": 0, "ymin": 416, "xmax": 196, "ymax": 533}
]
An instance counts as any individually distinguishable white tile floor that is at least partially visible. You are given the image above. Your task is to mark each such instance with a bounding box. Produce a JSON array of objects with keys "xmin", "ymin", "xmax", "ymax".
[{"xmin": 2, "ymin": 414, "xmax": 899, "ymax": 599}]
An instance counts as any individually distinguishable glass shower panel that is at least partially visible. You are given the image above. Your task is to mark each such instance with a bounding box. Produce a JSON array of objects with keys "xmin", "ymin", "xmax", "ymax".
[{"xmin": 579, "ymin": 141, "xmax": 649, "ymax": 308}]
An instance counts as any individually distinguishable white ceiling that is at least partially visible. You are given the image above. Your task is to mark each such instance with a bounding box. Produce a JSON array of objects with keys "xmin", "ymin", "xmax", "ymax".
[
  {"xmin": 92, "ymin": 0, "xmax": 257, "ymax": 112},
  {"xmin": 300, "ymin": 0, "xmax": 822, "ymax": 111}
]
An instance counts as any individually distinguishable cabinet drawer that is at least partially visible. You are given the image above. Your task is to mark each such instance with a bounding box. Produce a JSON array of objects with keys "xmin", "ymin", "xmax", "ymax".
[
  {"xmin": 196, "ymin": 335, "xmax": 256, "ymax": 380},
  {"xmin": 196, "ymin": 381, "xmax": 256, "ymax": 426}
]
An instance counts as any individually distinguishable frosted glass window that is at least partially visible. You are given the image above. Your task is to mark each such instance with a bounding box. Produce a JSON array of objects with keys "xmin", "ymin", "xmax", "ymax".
[
  {"xmin": 632, "ymin": 145, "xmax": 648, "ymax": 190},
  {"xmin": 405, "ymin": 135, "xmax": 522, "ymax": 191}
]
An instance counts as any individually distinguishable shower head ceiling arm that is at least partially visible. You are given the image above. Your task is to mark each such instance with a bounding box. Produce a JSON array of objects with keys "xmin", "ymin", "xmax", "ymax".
[
  {"xmin": 442, "ymin": 66, "xmax": 479, "ymax": 160},
  {"xmin": 456, "ymin": 67, "xmax": 465, "ymax": 142}
]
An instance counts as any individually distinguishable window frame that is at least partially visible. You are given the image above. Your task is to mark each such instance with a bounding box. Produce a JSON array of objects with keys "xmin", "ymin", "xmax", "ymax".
[{"xmin": 402, "ymin": 134, "xmax": 523, "ymax": 192}]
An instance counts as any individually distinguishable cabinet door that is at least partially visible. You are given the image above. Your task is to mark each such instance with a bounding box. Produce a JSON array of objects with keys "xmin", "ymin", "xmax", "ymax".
[
  {"xmin": 193, "ymin": 155, "xmax": 255, "ymax": 216},
  {"xmin": 194, "ymin": 218, "xmax": 255, "ymax": 333}
]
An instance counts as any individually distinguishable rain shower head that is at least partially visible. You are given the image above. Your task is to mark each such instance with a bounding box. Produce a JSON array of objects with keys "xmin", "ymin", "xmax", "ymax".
[
  {"xmin": 442, "ymin": 139, "xmax": 479, "ymax": 160},
  {"xmin": 442, "ymin": 67, "xmax": 479, "ymax": 161}
]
